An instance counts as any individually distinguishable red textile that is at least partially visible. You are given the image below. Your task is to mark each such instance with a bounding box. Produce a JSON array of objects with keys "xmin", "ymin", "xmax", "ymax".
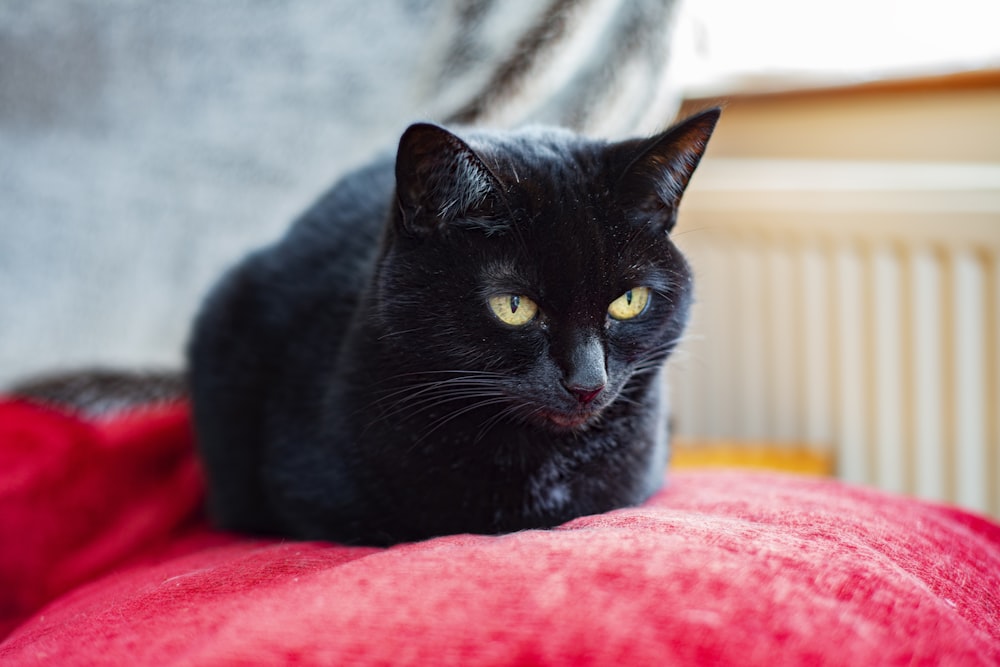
[{"xmin": 1, "ymin": 400, "xmax": 999, "ymax": 666}]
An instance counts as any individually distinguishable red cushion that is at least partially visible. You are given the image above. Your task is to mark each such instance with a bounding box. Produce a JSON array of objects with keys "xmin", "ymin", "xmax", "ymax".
[{"xmin": 1, "ymin": 400, "xmax": 999, "ymax": 665}]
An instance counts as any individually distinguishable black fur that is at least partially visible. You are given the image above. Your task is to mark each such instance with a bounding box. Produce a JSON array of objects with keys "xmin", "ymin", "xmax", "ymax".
[{"xmin": 188, "ymin": 109, "xmax": 720, "ymax": 546}]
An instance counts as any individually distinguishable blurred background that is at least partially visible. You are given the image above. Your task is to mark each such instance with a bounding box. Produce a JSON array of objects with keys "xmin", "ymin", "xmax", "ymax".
[
  {"xmin": 1, "ymin": 1, "xmax": 997, "ymax": 516},
  {"xmin": 665, "ymin": 0, "xmax": 1000, "ymax": 520}
]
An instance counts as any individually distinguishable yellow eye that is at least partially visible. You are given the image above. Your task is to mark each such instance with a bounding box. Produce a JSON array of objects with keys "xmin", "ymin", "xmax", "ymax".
[
  {"xmin": 488, "ymin": 294, "xmax": 538, "ymax": 326},
  {"xmin": 608, "ymin": 287, "xmax": 651, "ymax": 320}
]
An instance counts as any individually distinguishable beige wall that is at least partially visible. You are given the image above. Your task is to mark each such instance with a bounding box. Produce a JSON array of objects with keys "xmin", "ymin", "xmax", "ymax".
[
  {"xmin": 669, "ymin": 72, "xmax": 1000, "ymax": 517},
  {"xmin": 683, "ymin": 72, "xmax": 1000, "ymax": 162}
]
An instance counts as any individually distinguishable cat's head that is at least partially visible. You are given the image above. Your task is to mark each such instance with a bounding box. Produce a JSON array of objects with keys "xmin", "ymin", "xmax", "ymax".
[{"xmin": 373, "ymin": 109, "xmax": 719, "ymax": 432}]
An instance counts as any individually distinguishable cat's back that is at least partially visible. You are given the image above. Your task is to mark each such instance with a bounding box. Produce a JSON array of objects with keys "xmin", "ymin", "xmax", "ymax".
[
  {"xmin": 284, "ymin": 154, "xmax": 396, "ymax": 275},
  {"xmin": 202, "ymin": 154, "xmax": 394, "ymax": 336},
  {"xmin": 187, "ymin": 154, "xmax": 395, "ymax": 533}
]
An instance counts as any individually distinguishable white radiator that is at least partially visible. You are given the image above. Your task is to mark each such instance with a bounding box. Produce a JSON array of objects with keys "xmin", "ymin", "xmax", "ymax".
[{"xmin": 669, "ymin": 158, "xmax": 1000, "ymax": 518}]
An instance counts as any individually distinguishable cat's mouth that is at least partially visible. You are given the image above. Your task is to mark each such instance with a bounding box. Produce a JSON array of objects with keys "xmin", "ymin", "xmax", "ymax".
[
  {"xmin": 532, "ymin": 382, "xmax": 622, "ymax": 431},
  {"xmin": 513, "ymin": 382, "xmax": 620, "ymax": 431}
]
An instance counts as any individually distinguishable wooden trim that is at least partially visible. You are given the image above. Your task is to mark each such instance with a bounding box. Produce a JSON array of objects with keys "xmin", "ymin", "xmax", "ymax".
[{"xmin": 680, "ymin": 68, "xmax": 1000, "ymax": 110}]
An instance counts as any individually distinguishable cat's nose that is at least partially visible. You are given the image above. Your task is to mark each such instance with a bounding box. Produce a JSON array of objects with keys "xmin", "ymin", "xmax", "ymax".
[
  {"xmin": 559, "ymin": 331, "xmax": 607, "ymax": 405},
  {"xmin": 564, "ymin": 382, "xmax": 604, "ymax": 405}
]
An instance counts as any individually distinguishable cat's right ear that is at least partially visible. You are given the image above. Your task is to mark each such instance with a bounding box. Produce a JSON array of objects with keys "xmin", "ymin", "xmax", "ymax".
[{"xmin": 394, "ymin": 123, "xmax": 503, "ymax": 236}]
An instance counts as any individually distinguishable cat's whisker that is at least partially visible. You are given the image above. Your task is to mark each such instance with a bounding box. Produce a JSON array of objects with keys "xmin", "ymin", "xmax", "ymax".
[
  {"xmin": 627, "ymin": 333, "xmax": 692, "ymax": 366},
  {"xmin": 365, "ymin": 385, "xmax": 507, "ymax": 427},
  {"xmin": 612, "ymin": 394, "xmax": 643, "ymax": 409},
  {"xmin": 370, "ymin": 377, "xmax": 501, "ymax": 405},
  {"xmin": 630, "ymin": 357, "xmax": 669, "ymax": 375},
  {"xmin": 354, "ymin": 372, "xmax": 512, "ymax": 434},
  {"xmin": 499, "ymin": 403, "xmax": 548, "ymax": 433},
  {"xmin": 667, "ymin": 333, "xmax": 703, "ymax": 346},
  {"xmin": 376, "ymin": 390, "xmax": 505, "ymax": 421},
  {"xmin": 669, "ymin": 225, "xmax": 716, "ymax": 241},
  {"xmin": 471, "ymin": 399, "xmax": 544, "ymax": 444},
  {"xmin": 385, "ymin": 369, "xmax": 508, "ymax": 378},
  {"xmin": 376, "ymin": 327, "xmax": 425, "ymax": 341},
  {"xmin": 373, "ymin": 369, "xmax": 507, "ymax": 388},
  {"xmin": 473, "ymin": 405, "xmax": 520, "ymax": 444},
  {"xmin": 361, "ymin": 392, "xmax": 506, "ymax": 440},
  {"xmin": 409, "ymin": 397, "xmax": 516, "ymax": 450},
  {"xmin": 367, "ymin": 372, "xmax": 507, "ymax": 403}
]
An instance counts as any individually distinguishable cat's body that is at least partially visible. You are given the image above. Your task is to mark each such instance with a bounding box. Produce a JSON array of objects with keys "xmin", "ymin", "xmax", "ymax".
[{"xmin": 189, "ymin": 110, "xmax": 719, "ymax": 546}]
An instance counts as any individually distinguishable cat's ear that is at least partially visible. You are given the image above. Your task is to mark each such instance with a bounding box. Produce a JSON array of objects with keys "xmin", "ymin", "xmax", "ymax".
[
  {"xmin": 394, "ymin": 123, "xmax": 503, "ymax": 236},
  {"xmin": 616, "ymin": 107, "xmax": 720, "ymax": 232}
]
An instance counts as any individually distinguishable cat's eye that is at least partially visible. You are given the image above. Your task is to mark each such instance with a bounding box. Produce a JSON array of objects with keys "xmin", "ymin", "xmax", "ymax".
[
  {"xmin": 488, "ymin": 294, "xmax": 538, "ymax": 326},
  {"xmin": 607, "ymin": 287, "xmax": 651, "ymax": 321}
]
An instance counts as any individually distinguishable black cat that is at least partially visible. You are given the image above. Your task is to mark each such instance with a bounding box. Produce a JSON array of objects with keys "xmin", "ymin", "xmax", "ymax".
[{"xmin": 188, "ymin": 108, "xmax": 720, "ymax": 546}]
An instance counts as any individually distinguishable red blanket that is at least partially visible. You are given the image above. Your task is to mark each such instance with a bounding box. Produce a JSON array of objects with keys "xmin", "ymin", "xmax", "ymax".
[{"xmin": 1, "ymin": 399, "xmax": 999, "ymax": 665}]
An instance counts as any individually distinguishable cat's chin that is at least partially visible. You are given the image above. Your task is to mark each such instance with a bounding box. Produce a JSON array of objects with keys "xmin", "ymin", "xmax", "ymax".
[{"xmin": 538, "ymin": 409, "xmax": 599, "ymax": 432}]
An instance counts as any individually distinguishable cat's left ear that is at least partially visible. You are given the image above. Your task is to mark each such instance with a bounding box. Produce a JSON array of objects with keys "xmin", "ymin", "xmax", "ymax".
[
  {"xmin": 394, "ymin": 123, "xmax": 504, "ymax": 236},
  {"xmin": 615, "ymin": 107, "xmax": 721, "ymax": 232}
]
